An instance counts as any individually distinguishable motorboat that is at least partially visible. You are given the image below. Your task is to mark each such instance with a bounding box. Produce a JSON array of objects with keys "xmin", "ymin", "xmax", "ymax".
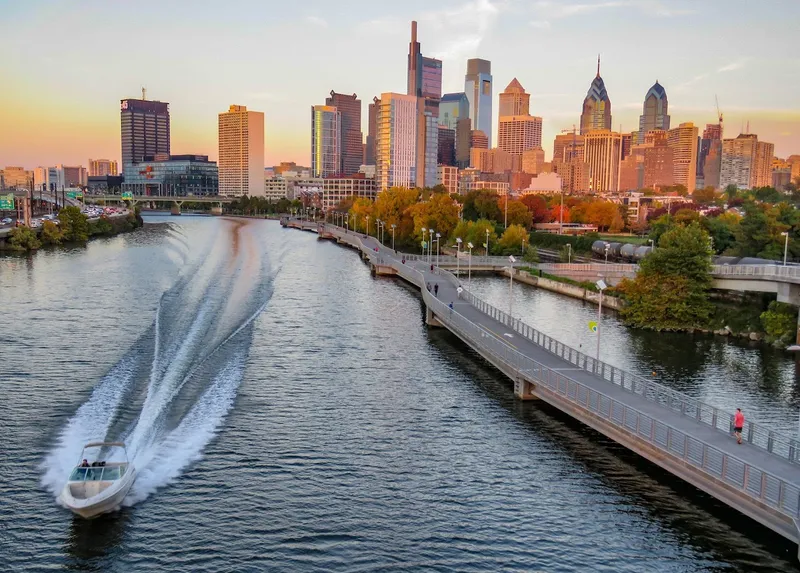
[{"xmin": 59, "ymin": 442, "xmax": 136, "ymax": 519}]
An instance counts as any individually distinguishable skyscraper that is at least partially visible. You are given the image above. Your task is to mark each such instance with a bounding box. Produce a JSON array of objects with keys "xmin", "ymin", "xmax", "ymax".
[
  {"xmin": 120, "ymin": 95, "xmax": 170, "ymax": 173},
  {"xmin": 376, "ymin": 93, "xmax": 418, "ymax": 190},
  {"xmin": 584, "ymin": 129, "xmax": 622, "ymax": 192},
  {"xmin": 88, "ymin": 159, "xmax": 118, "ymax": 177},
  {"xmin": 498, "ymin": 78, "xmax": 530, "ymax": 117},
  {"xmin": 311, "ymin": 105, "xmax": 341, "ymax": 178},
  {"xmin": 439, "ymin": 92, "xmax": 469, "ymax": 130},
  {"xmin": 464, "ymin": 59, "xmax": 493, "ymax": 147},
  {"xmin": 325, "ymin": 91, "xmax": 363, "ymax": 175},
  {"xmin": 218, "ymin": 105, "xmax": 265, "ymax": 197},
  {"xmin": 638, "ymin": 81, "xmax": 670, "ymax": 143},
  {"xmin": 697, "ymin": 122, "xmax": 723, "ymax": 188},
  {"xmin": 667, "ymin": 122, "xmax": 699, "ymax": 191},
  {"xmin": 580, "ymin": 56, "xmax": 612, "ymax": 135},
  {"xmin": 553, "ymin": 133, "xmax": 585, "ymax": 163},
  {"xmin": 437, "ymin": 126, "xmax": 455, "ymax": 166},
  {"xmin": 366, "ymin": 97, "xmax": 380, "ymax": 165},
  {"xmin": 455, "ymin": 118, "xmax": 472, "ymax": 168},
  {"xmin": 407, "ymin": 21, "xmax": 422, "ymax": 97}
]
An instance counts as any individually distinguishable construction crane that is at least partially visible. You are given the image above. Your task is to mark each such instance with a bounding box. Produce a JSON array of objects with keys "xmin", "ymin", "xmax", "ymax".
[{"xmin": 715, "ymin": 95, "xmax": 723, "ymax": 138}]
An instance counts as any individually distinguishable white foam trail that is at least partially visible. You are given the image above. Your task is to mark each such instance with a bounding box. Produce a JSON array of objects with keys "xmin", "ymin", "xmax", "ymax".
[
  {"xmin": 124, "ymin": 354, "xmax": 246, "ymax": 505},
  {"xmin": 40, "ymin": 356, "xmax": 137, "ymax": 497}
]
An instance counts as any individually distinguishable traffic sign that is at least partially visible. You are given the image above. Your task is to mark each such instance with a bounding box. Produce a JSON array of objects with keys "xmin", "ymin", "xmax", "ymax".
[
  {"xmin": 121, "ymin": 192, "xmax": 133, "ymax": 200},
  {"xmin": 0, "ymin": 193, "xmax": 14, "ymax": 210}
]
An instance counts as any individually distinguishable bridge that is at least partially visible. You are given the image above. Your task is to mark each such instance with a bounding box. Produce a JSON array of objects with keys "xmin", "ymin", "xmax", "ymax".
[
  {"xmin": 84, "ymin": 194, "xmax": 235, "ymax": 215},
  {"xmin": 283, "ymin": 217, "xmax": 800, "ymax": 559}
]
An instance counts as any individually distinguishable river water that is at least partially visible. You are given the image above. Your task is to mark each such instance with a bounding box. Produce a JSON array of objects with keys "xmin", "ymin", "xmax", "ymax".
[{"xmin": 1, "ymin": 215, "xmax": 798, "ymax": 571}]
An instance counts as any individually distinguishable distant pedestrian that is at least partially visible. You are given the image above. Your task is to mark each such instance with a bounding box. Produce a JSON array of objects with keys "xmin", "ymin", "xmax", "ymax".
[
  {"xmin": 434, "ymin": 283, "xmax": 439, "ymax": 297},
  {"xmin": 426, "ymin": 282, "xmax": 431, "ymax": 292},
  {"xmin": 733, "ymin": 408, "xmax": 745, "ymax": 444},
  {"xmin": 402, "ymin": 258, "xmax": 406, "ymax": 264}
]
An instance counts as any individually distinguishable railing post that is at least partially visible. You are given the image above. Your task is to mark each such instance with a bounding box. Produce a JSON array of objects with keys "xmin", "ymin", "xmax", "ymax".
[
  {"xmin": 767, "ymin": 431, "xmax": 774, "ymax": 453},
  {"xmin": 760, "ymin": 472, "xmax": 767, "ymax": 500},
  {"xmin": 743, "ymin": 465, "xmax": 749, "ymax": 490}
]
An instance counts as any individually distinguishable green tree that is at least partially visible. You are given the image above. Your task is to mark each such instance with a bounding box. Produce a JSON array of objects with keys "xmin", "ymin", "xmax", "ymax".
[
  {"xmin": 7, "ymin": 226, "xmax": 41, "ymax": 251},
  {"xmin": 500, "ymin": 199, "xmax": 534, "ymax": 228},
  {"xmin": 734, "ymin": 203, "xmax": 785, "ymax": 258},
  {"xmin": 41, "ymin": 220, "xmax": 64, "ymax": 245},
  {"xmin": 760, "ymin": 301, "xmax": 797, "ymax": 344},
  {"xmin": 753, "ymin": 186, "xmax": 783, "ymax": 204},
  {"xmin": 647, "ymin": 213, "xmax": 674, "ymax": 245},
  {"xmin": 58, "ymin": 206, "xmax": 89, "ymax": 243},
  {"xmin": 702, "ymin": 213, "xmax": 739, "ymax": 254},
  {"xmin": 523, "ymin": 245, "xmax": 540, "ymax": 263},
  {"xmin": 462, "ymin": 189, "xmax": 501, "ymax": 221},
  {"xmin": 692, "ymin": 186, "xmax": 717, "ymax": 204},
  {"xmin": 619, "ymin": 223, "xmax": 713, "ymax": 330},
  {"xmin": 89, "ymin": 215, "xmax": 114, "ymax": 236},
  {"xmin": 451, "ymin": 218, "xmax": 498, "ymax": 255},
  {"xmin": 497, "ymin": 224, "xmax": 529, "ymax": 255},
  {"xmin": 724, "ymin": 184, "xmax": 738, "ymax": 200}
]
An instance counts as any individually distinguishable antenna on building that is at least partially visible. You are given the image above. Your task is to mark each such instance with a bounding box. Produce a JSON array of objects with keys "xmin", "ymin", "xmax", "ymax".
[
  {"xmin": 142, "ymin": 86, "xmax": 147, "ymax": 101},
  {"xmin": 596, "ymin": 54, "xmax": 601, "ymax": 77},
  {"xmin": 715, "ymin": 95, "xmax": 723, "ymax": 138},
  {"xmin": 746, "ymin": 120, "xmax": 750, "ymax": 134}
]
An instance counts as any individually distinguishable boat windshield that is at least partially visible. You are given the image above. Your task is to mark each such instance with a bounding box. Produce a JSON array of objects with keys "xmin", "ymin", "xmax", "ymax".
[{"xmin": 69, "ymin": 465, "xmax": 126, "ymax": 482}]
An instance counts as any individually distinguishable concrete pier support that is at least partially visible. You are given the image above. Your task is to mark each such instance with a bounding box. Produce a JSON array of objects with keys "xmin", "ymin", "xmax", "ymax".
[
  {"xmin": 210, "ymin": 205, "xmax": 223, "ymax": 216},
  {"xmin": 170, "ymin": 203, "xmax": 181, "ymax": 216},
  {"xmin": 514, "ymin": 378, "xmax": 538, "ymax": 400},
  {"xmin": 425, "ymin": 307, "xmax": 444, "ymax": 328}
]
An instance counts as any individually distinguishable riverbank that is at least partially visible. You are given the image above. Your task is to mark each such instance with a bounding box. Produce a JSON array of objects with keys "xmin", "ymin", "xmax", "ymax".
[{"xmin": 499, "ymin": 267, "xmax": 626, "ymax": 310}]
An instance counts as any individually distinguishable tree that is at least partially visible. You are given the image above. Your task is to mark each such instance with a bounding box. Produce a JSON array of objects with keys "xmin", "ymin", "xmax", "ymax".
[
  {"xmin": 372, "ymin": 187, "xmax": 419, "ymax": 245},
  {"xmin": 58, "ymin": 206, "xmax": 89, "ymax": 243},
  {"xmin": 497, "ymin": 224, "xmax": 528, "ymax": 255},
  {"xmin": 408, "ymin": 193, "xmax": 460, "ymax": 244},
  {"xmin": 619, "ymin": 222, "xmax": 713, "ymax": 330},
  {"xmin": 451, "ymin": 218, "xmax": 498, "ymax": 255},
  {"xmin": 90, "ymin": 215, "xmax": 114, "ymax": 236},
  {"xmin": 734, "ymin": 202, "xmax": 786, "ymax": 258},
  {"xmin": 585, "ymin": 201, "xmax": 618, "ymax": 231},
  {"xmin": 520, "ymin": 195, "xmax": 550, "ymax": 223},
  {"xmin": 692, "ymin": 186, "xmax": 717, "ymax": 204},
  {"xmin": 41, "ymin": 220, "xmax": 64, "ymax": 245},
  {"xmin": 724, "ymin": 184, "xmax": 738, "ymax": 200},
  {"xmin": 702, "ymin": 212, "xmax": 740, "ymax": 254},
  {"xmin": 549, "ymin": 204, "xmax": 570, "ymax": 224},
  {"xmin": 348, "ymin": 198, "xmax": 374, "ymax": 234},
  {"xmin": 499, "ymin": 199, "xmax": 533, "ymax": 228},
  {"xmin": 753, "ymin": 186, "xmax": 783, "ymax": 204},
  {"xmin": 7, "ymin": 226, "xmax": 41, "ymax": 251},
  {"xmin": 523, "ymin": 246, "xmax": 540, "ymax": 263},
  {"xmin": 462, "ymin": 189, "xmax": 501, "ymax": 221}
]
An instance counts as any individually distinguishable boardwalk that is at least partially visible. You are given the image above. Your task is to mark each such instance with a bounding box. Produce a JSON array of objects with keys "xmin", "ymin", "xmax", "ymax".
[{"xmin": 284, "ymin": 218, "xmax": 800, "ymax": 556}]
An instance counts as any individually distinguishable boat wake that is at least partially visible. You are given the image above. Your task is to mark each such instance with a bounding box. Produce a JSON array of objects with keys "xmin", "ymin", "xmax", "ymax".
[{"xmin": 41, "ymin": 218, "xmax": 275, "ymax": 507}]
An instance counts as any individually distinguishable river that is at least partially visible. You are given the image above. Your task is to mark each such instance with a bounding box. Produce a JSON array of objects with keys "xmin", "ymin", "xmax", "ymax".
[{"xmin": 0, "ymin": 215, "xmax": 797, "ymax": 571}]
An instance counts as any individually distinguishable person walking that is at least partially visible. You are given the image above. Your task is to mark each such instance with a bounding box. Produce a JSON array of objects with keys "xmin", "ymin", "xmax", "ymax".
[
  {"xmin": 733, "ymin": 408, "xmax": 745, "ymax": 444},
  {"xmin": 426, "ymin": 282, "xmax": 431, "ymax": 292},
  {"xmin": 433, "ymin": 283, "xmax": 439, "ymax": 297}
]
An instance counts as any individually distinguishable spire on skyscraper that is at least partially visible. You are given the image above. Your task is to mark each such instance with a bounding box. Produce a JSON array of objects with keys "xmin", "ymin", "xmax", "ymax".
[{"xmin": 596, "ymin": 54, "xmax": 600, "ymax": 78}]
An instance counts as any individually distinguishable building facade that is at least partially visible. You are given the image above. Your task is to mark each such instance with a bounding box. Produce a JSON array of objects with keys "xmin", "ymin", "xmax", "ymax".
[
  {"xmin": 88, "ymin": 159, "xmax": 119, "ymax": 177},
  {"xmin": 470, "ymin": 130, "xmax": 488, "ymax": 151},
  {"xmin": 264, "ymin": 177, "xmax": 289, "ymax": 201},
  {"xmin": 366, "ymin": 97, "xmax": 379, "ymax": 166},
  {"xmin": 667, "ymin": 122, "xmax": 699, "ymax": 191},
  {"xmin": 720, "ymin": 134, "xmax": 774, "ymax": 189},
  {"xmin": 321, "ymin": 176, "xmax": 378, "ymax": 210},
  {"xmin": 455, "ymin": 118, "xmax": 472, "ymax": 168},
  {"xmin": 470, "ymin": 148, "xmax": 513, "ymax": 174},
  {"xmin": 522, "ymin": 148, "xmax": 546, "ymax": 174},
  {"xmin": 637, "ymin": 81, "xmax": 670, "ymax": 143},
  {"xmin": 0, "ymin": 167, "xmax": 33, "ymax": 189},
  {"xmin": 376, "ymin": 93, "xmax": 418, "ymax": 190},
  {"xmin": 311, "ymin": 105, "xmax": 342, "ymax": 178},
  {"xmin": 464, "ymin": 59, "xmax": 492, "ymax": 147},
  {"xmin": 437, "ymin": 165, "xmax": 459, "ymax": 194},
  {"xmin": 439, "ymin": 92, "xmax": 469, "ymax": 130},
  {"xmin": 580, "ymin": 57, "xmax": 612, "ymax": 135},
  {"xmin": 121, "ymin": 155, "xmax": 218, "ymax": 196},
  {"xmin": 553, "ymin": 133, "xmax": 585, "ymax": 163},
  {"xmin": 325, "ymin": 91, "xmax": 363, "ymax": 175},
  {"xmin": 120, "ymin": 98, "xmax": 170, "ymax": 173},
  {"xmin": 497, "ymin": 116, "xmax": 542, "ymax": 156},
  {"xmin": 218, "ymin": 105, "xmax": 265, "ymax": 197},
  {"xmin": 437, "ymin": 126, "xmax": 455, "ymax": 166},
  {"xmin": 498, "ymin": 78, "xmax": 530, "ymax": 117},
  {"xmin": 585, "ymin": 129, "xmax": 622, "ymax": 192}
]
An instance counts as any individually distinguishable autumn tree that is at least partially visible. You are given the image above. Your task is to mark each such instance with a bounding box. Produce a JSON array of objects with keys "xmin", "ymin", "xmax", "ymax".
[
  {"xmin": 497, "ymin": 224, "xmax": 529, "ymax": 255},
  {"xmin": 497, "ymin": 198, "xmax": 533, "ymax": 228},
  {"xmin": 520, "ymin": 195, "xmax": 550, "ymax": 223},
  {"xmin": 348, "ymin": 198, "xmax": 374, "ymax": 234},
  {"xmin": 408, "ymin": 193, "xmax": 460, "ymax": 244},
  {"xmin": 462, "ymin": 189, "xmax": 502, "ymax": 221}
]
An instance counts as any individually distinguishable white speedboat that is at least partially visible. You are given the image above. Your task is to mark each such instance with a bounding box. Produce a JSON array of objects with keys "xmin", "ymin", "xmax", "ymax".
[{"xmin": 59, "ymin": 442, "xmax": 136, "ymax": 518}]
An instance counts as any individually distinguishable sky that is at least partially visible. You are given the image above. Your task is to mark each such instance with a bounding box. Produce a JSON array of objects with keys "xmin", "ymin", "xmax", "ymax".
[{"xmin": 1, "ymin": 0, "xmax": 799, "ymax": 169}]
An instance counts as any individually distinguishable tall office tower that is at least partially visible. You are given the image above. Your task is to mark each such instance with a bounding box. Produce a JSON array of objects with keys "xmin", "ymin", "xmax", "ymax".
[
  {"xmin": 407, "ymin": 21, "xmax": 442, "ymax": 117},
  {"xmin": 584, "ymin": 129, "xmax": 622, "ymax": 192},
  {"xmin": 311, "ymin": 105, "xmax": 342, "ymax": 178},
  {"xmin": 697, "ymin": 123, "xmax": 723, "ymax": 187},
  {"xmin": 407, "ymin": 21, "xmax": 422, "ymax": 97},
  {"xmin": 622, "ymin": 133, "xmax": 635, "ymax": 160},
  {"xmin": 218, "ymin": 105, "xmax": 265, "ymax": 197},
  {"xmin": 88, "ymin": 159, "xmax": 118, "ymax": 177},
  {"xmin": 464, "ymin": 59, "xmax": 493, "ymax": 147},
  {"xmin": 667, "ymin": 122, "xmax": 699, "ymax": 191},
  {"xmin": 455, "ymin": 118, "xmax": 472, "ymax": 168},
  {"xmin": 521, "ymin": 148, "xmax": 546, "ymax": 174},
  {"xmin": 499, "ymin": 78, "xmax": 530, "ymax": 117},
  {"xmin": 376, "ymin": 93, "xmax": 418, "ymax": 190},
  {"xmin": 437, "ymin": 126, "xmax": 456, "ymax": 166},
  {"xmin": 553, "ymin": 133, "xmax": 585, "ymax": 163},
  {"xmin": 637, "ymin": 81, "xmax": 670, "ymax": 143},
  {"xmin": 580, "ymin": 56, "xmax": 612, "ymax": 135},
  {"xmin": 439, "ymin": 92, "xmax": 470, "ymax": 129},
  {"xmin": 470, "ymin": 130, "xmax": 489, "ymax": 151},
  {"xmin": 497, "ymin": 116, "xmax": 543, "ymax": 157},
  {"xmin": 704, "ymin": 123, "xmax": 723, "ymax": 140},
  {"xmin": 418, "ymin": 108, "xmax": 439, "ymax": 188},
  {"xmin": 753, "ymin": 140, "xmax": 775, "ymax": 188},
  {"xmin": 120, "ymin": 95, "xmax": 170, "ymax": 172},
  {"xmin": 326, "ymin": 91, "xmax": 362, "ymax": 175},
  {"xmin": 366, "ymin": 97, "xmax": 380, "ymax": 165}
]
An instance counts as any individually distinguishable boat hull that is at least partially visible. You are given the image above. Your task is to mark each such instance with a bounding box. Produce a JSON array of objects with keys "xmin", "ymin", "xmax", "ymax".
[{"xmin": 60, "ymin": 468, "xmax": 137, "ymax": 519}]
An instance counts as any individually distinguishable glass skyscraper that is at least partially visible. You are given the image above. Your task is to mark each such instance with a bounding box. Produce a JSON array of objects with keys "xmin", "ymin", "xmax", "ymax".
[
  {"xmin": 439, "ymin": 93, "xmax": 469, "ymax": 130},
  {"xmin": 311, "ymin": 105, "xmax": 342, "ymax": 178},
  {"xmin": 464, "ymin": 59, "xmax": 493, "ymax": 147},
  {"xmin": 120, "ymin": 98, "xmax": 170, "ymax": 174}
]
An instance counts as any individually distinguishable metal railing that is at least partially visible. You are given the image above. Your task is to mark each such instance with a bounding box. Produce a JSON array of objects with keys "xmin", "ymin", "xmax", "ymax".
[
  {"xmin": 399, "ymin": 253, "xmax": 528, "ymax": 267},
  {"xmin": 712, "ymin": 264, "xmax": 800, "ymax": 281},
  {"xmin": 537, "ymin": 262, "xmax": 639, "ymax": 274},
  {"xmin": 324, "ymin": 223, "xmax": 800, "ymax": 465}
]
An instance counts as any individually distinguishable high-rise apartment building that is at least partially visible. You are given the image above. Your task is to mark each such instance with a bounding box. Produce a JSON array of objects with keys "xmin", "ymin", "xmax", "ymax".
[
  {"xmin": 366, "ymin": 97, "xmax": 380, "ymax": 165},
  {"xmin": 120, "ymin": 97, "xmax": 170, "ymax": 172},
  {"xmin": 498, "ymin": 78, "xmax": 530, "ymax": 117},
  {"xmin": 89, "ymin": 159, "xmax": 118, "ymax": 177},
  {"xmin": 498, "ymin": 116, "xmax": 543, "ymax": 157},
  {"xmin": 470, "ymin": 130, "xmax": 489, "ymax": 151},
  {"xmin": 439, "ymin": 92, "xmax": 469, "ymax": 130},
  {"xmin": 376, "ymin": 93, "xmax": 418, "ymax": 190},
  {"xmin": 720, "ymin": 134, "xmax": 775, "ymax": 189},
  {"xmin": 464, "ymin": 59, "xmax": 493, "ymax": 147},
  {"xmin": 407, "ymin": 21, "xmax": 441, "ymax": 118},
  {"xmin": 638, "ymin": 81, "xmax": 670, "ymax": 143},
  {"xmin": 470, "ymin": 148, "xmax": 513, "ymax": 174},
  {"xmin": 218, "ymin": 105, "xmax": 265, "ymax": 197},
  {"xmin": 437, "ymin": 126, "xmax": 456, "ymax": 166},
  {"xmin": 553, "ymin": 133, "xmax": 585, "ymax": 163},
  {"xmin": 697, "ymin": 123, "xmax": 723, "ymax": 188},
  {"xmin": 418, "ymin": 110, "xmax": 439, "ymax": 188},
  {"xmin": 522, "ymin": 148, "xmax": 546, "ymax": 175},
  {"xmin": 437, "ymin": 165, "xmax": 459, "ymax": 195},
  {"xmin": 619, "ymin": 130, "xmax": 674, "ymax": 191},
  {"xmin": 584, "ymin": 129, "xmax": 622, "ymax": 192},
  {"xmin": 580, "ymin": 57, "xmax": 612, "ymax": 135},
  {"xmin": 311, "ymin": 105, "xmax": 341, "ymax": 178},
  {"xmin": 325, "ymin": 91, "xmax": 363, "ymax": 175},
  {"xmin": 753, "ymin": 140, "xmax": 775, "ymax": 188},
  {"xmin": 667, "ymin": 122, "xmax": 699, "ymax": 191}
]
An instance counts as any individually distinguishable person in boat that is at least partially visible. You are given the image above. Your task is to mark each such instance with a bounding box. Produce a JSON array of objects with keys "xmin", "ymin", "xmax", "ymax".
[{"xmin": 80, "ymin": 459, "xmax": 89, "ymax": 467}]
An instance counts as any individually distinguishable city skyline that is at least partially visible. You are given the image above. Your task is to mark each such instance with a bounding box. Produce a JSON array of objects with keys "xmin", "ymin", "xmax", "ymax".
[{"xmin": 2, "ymin": 0, "xmax": 799, "ymax": 169}]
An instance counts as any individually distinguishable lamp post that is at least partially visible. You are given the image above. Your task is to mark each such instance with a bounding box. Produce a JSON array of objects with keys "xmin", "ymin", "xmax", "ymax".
[
  {"xmin": 421, "ymin": 228, "xmax": 427, "ymax": 258},
  {"xmin": 604, "ymin": 243, "xmax": 610, "ymax": 264},
  {"xmin": 353, "ymin": 213, "xmax": 358, "ymax": 232},
  {"xmin": 504, "ymin": 192, "xmax": 508, "ymax": 229},
  {"xmin": 435, "ymin": 232, "xmax": 441, "ymax": 267},
  {"xmin": 467, "ymin": 242, "xmax": 474, "ymax": 289},
  {"xmin": 567, "ymin": 243, "xmax": 572, "ymax": 263},
  {"xmin": 508, "ymin": 255, "xmax": 517, "ymax": 318},
  {"xmin": 391, "ymin": 224, "xmax": 396, "ymax": 250},
  {"xmin": 485, "ymin": 228, "xmax": 490, "ymax": 257},
  {"xmin": 559, "ymin": 188, "xmax": 564, "ymax": 235},
  {"xmin": 522, "ymin": 236, "xmax": 526, "ymax": 256},
  {"xmin": 366, "ymin": 215, "xmax": 370, "ymax": 236},
  {"xmin": 595, "ymin": 279, "xmax": 607, "ymax": 362},
  {"xmin": 375, "ymin": 218, "xmax": 380, "ymax": 241},
  {"xmin": 456, "ymin": 237, "xmax": 463, "ymax": 276},
  {"xmin": 782, "ymin": 231, "xmax": 789, "ymax": 266},
  {"xmin": 429, "ymin": 229, "xmax": 435, "ymax": 264}
]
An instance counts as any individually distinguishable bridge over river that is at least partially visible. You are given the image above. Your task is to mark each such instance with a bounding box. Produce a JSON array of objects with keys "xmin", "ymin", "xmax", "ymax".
[{"xmin": 282, "ymin": 217, "xmax": 800, "ymax": 559}]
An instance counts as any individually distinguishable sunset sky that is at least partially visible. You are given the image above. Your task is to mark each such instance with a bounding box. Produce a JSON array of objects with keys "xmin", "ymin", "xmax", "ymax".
[{"xmin": 1, "ymin": 0, "xmax": 799, "ymax": 169}]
